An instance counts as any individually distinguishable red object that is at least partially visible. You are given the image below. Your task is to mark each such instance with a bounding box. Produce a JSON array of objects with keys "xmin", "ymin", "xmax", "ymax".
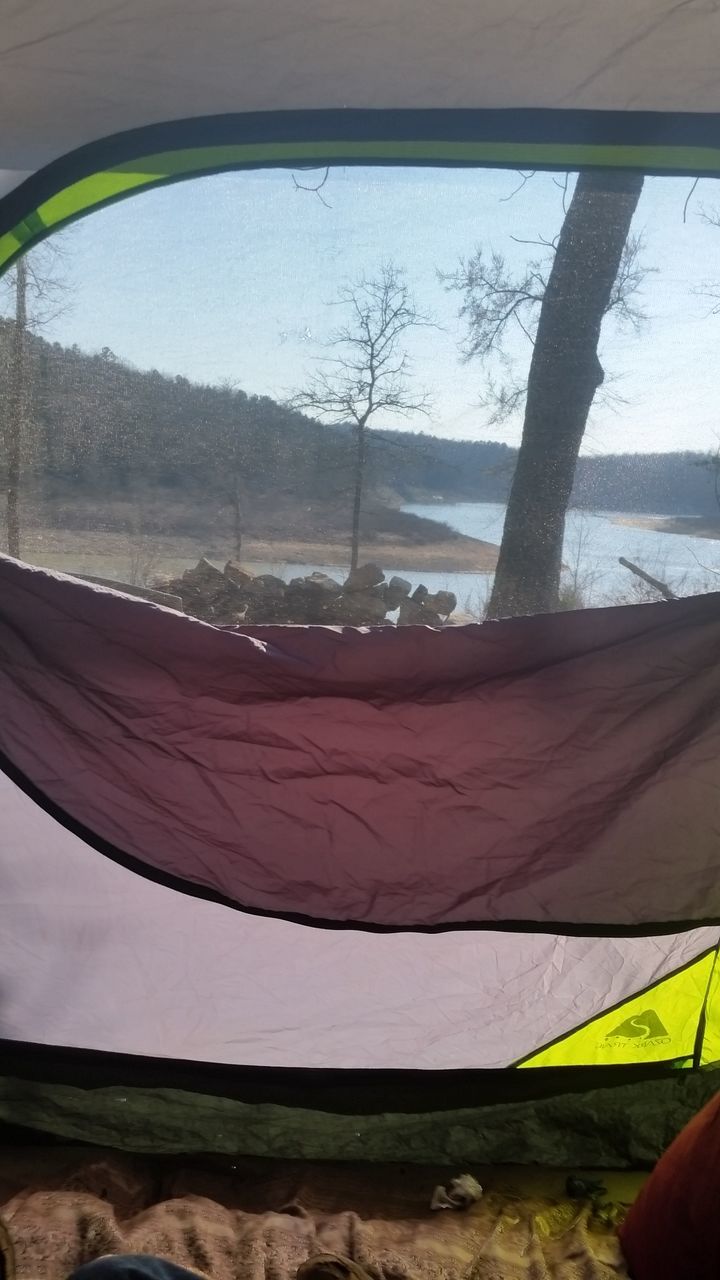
[{"xmin": 619, "ymin": 1091, "xmax": 720, "ymax": 1280}]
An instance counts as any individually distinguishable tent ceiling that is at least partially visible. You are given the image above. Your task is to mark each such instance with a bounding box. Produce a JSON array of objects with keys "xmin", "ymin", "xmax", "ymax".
[{"xmin": 1, "ymin": 0, "xmax": 720, "ymax": 173}]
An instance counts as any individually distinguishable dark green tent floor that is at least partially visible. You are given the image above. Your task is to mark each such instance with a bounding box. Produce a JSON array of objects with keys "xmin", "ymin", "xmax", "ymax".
[{"xmin": 1, "ymin": 1068, "xmax": 719, "ymax": 1165}]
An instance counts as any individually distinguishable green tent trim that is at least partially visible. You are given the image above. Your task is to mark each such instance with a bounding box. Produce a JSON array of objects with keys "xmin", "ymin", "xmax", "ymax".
[
  {"xmin": 519, "ymin": 948, "xmax": 720, "ymax": 1070},
  {"xmin": 5, "ymin": 135, "xmax": 720, "ymax": 275}
]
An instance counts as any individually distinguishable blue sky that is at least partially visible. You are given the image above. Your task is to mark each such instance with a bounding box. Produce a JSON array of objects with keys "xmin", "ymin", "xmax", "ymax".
[{"xmin": 11, "ymin": 164, "xmax": 720, "ymax": 455}]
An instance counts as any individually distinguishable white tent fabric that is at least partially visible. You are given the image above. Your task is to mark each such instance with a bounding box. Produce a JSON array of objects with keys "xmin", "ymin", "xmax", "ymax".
[
  {"xmin": 2, "ymin": 771, "xmax": 715, "ymax": 1070},
  {"xmin": 1, "ymin": 0, "xmax": 720, "ymax": 186}
]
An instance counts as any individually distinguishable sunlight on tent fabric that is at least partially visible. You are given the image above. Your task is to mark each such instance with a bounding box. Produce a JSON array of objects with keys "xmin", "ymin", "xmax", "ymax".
[{"xmin": 2, "ymin": 1, "xmax": 720, "ymax": 172}]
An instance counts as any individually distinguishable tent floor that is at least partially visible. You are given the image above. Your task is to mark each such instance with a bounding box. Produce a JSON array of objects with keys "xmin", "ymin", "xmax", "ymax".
[{"xmin": 0, "ymin": 1147, "xmax": 642, "ymax": 1280}]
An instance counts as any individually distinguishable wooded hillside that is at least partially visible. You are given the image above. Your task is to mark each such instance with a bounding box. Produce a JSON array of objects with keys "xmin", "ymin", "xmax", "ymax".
[{"xmin": 1, "ymin": 323, "xmax": 717, "ymax": 536}]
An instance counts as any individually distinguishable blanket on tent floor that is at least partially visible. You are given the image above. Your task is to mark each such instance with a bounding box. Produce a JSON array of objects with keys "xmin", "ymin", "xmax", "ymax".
[{"xmin": 0, "ymin": 1149, "xmax": 639, "ymax": 1280}]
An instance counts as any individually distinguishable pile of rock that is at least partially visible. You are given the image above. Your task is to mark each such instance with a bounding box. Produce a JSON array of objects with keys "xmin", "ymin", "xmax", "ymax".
[{"xmin": 157, "ymin": 559, "xmax": 457, "ymax": 626}]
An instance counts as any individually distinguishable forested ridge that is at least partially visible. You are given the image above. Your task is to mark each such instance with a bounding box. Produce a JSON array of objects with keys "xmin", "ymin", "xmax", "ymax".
[{"xmin": 2, "ymin": 322, "xmax": 716, "ymax": 524}]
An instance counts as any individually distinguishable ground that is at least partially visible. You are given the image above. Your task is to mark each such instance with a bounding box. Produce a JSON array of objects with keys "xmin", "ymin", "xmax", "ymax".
[{"xmin": 11, "ymin": 519, "xmax": 497, "ymax": 581}]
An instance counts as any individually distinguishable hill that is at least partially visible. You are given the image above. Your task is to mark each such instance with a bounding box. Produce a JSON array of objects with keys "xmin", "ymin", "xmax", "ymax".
[
  {"xmin": 0, "ymin": 325, "xmax": 498, "ymax": 572},
  {"xmin": 1, "ymin": 324, "xmax": 718, "ymax": 579}
]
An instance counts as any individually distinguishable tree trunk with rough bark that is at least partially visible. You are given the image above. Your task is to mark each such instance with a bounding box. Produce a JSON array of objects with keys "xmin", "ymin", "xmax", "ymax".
[
  {"xmin": 487, "ymin": 170, "xmax": 644, "ymax": 619},
  {"xmin": 5, "ymin": 256, "xmax": 27, "ymax": 559}
]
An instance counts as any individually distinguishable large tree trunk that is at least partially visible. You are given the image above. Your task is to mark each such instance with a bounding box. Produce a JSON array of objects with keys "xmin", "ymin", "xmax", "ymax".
[
  {"xmin": 487, "ymin": 170, "xmax": 644, "ymax": 619},
  {"xmin": 5, "ymin": 256, "xmax": 27, "ymax": 558},
  {"xmin": 350, "ymin": 420, "xmax": 367, "ymax": 570}
]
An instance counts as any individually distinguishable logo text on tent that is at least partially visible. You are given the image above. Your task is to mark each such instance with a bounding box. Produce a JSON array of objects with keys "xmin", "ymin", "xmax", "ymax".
[{"xmin": 603, "ymin": 1009, "xmax": 671, "ymax": 1051}]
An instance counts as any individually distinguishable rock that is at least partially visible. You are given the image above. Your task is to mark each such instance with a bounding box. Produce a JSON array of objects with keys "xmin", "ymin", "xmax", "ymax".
[
  {"xmin": 284, "ymin": 578, "xmax": 340, "ymax": 624},
  {"xmin": 299, "ymin": 572, "xmax": 343, "ymax": 597},
  {"xmin": 426, "ymin": 590, "xmax": 457, "ymax": 617},
  {"xmin": 343, "ymin": 563, "xmax": 385, "ymax": 593},
  {"xmin": 243, "ymin": 598, "xmax": 291, "ymax": 624},
  {"xmin": 244, "ymin": 573, "xmax": 286, "ymax": 599},
  {"xmin": 169, "ymin": 558, "xmax": 240, "ymax": 621},
  {"xmin": 385, "ymin": 576, "xmax": 412, "ymax": 609},
  {"xmin": 224, "ymin": 561, "xmax": 255, "ymax": 588},
  {"xmin": 444, "ymin": 610, "xmax": 477, "ymax": 626},
  {"xmin": 411, "ymin": 584, "xmax": 429, "ymax": 603},
  {"xmin": 182, "ymin": 557, "xmax": 227, "ymax": 597},
  {"xmin": 398, "ymin": 599, "xmax": 441, "ymax": 626},
  {"xmin": 334, "ymin": 590, "xmax": 389, "ymax": 625}
]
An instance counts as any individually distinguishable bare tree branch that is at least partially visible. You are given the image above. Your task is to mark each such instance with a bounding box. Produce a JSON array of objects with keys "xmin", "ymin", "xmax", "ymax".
[
  {"xmin": 683, "ymin": 176, "xmax": 700, "ymax": 224},
  {"xmin": 687, "ymin": 544, "xmax": 720, "ymax": 579},
  {"xmin": 553, "ymin": 173, "xmax": 571, "ymax": 214},
  {"xmin": 619, "ymin": 556, "xmax": 676, "ymax": 601},
  {"xmin": 442, "ymin": 210, "xmax": 649, "ymax": 424},
  {"xmin": 291, "ymin": 166, "xmax": 332, "ymax": 208},
  {"xmin": 500, "ymin": 171, "xmax": 536, "ymax": 202},
  {"xmin": 0, "ymin": 236, "xmax": 74, "ymax": 330},
  {"xmin": 510, "ymin": 232, "xmax": 559, "ymax": 252}
]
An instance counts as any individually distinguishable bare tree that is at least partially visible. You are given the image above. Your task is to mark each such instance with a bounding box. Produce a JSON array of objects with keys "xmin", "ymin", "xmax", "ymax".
[
  {"xmin": 445, "ymin": 171, "xmax": 645, "ymax": 616},
  {"xmin": 1, "ymin": 239, "xmax": 72, "ymax": 557},
  {"xmin": 292, "ymin": 264, "xmax": 433, "ymax": 569}
]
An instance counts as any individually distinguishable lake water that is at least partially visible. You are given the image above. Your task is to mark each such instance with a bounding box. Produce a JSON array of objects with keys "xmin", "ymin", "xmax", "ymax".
[
  {"xmin": 237, "ymin": 503, "xmax": 719, "ymax": 617},
  {"xmin": 400, "ymin": 502, "xmax": 720, "ymax": 612}
]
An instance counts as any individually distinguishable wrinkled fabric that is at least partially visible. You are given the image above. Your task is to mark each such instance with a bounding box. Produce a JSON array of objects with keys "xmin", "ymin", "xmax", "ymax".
[
  {"xmin": 2, "ymin": 1071, "xmax": 720, "ymax": 1163},
  {"xmin": 0, "ymin": 1148, "xmax": 633, "ymax": 1280},
  {"xmin": 4, "ymin": 768, "xmax": 715, "ymax": 1068},
  {"xmin": 2, "ymin": 555, "xmax": 720, "ymax": 929}
]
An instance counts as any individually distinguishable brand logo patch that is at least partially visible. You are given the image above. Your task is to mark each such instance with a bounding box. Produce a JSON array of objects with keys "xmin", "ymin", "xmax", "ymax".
[{"xmin": 603, "ymin": 1009, "xmax": 671, "ymax": 1050}]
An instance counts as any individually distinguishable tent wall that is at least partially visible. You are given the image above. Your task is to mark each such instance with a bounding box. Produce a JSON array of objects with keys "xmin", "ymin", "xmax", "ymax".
[
  {"xmin": 3, "ymin": 0, "xmax": 720, "ymax": 1117},
  {"xmin": 3, "ymin": 556, "xmax": 720, "ymax": 934},
  {"xmin": 3, "ymin": 559, "xmax": 720, "ymax": 1084},
  {"xmin": 3, "ymin": 767, "xmax": 716, "ymax": 1072},
  {"xmin": 2, "ymin": 1, "xmax": 720, "ymax": 176}
]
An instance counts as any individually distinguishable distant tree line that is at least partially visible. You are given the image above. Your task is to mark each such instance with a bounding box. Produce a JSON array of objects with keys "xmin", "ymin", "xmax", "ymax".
[{"xmin": 1, "ymin": 319, "xmax": 718, "ymax": 548}]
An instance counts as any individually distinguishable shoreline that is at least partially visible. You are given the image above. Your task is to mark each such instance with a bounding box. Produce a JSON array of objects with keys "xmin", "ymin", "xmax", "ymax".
[
  {"xmin": 240, "ymin": 535, "xmax": 498, "ymax": 573},
  {"xmin": 613, "ymin": 514, "xmax": 720, "ymax": 541},
  {"xmin": 20, "ymin": 526, "xmax": 499, "ymax": 578}
]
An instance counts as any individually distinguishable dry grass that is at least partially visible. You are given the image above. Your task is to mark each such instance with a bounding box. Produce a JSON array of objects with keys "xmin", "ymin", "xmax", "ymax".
[
  {"xmin": 613, "ymin": 514, "xmax": 720, "ymax": 541},
  {"xmin": 14, "ymin": 525, "xmax": 498, "ymax": 583}
]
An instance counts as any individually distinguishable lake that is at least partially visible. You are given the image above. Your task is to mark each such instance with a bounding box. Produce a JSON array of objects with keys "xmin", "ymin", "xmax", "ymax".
[
  {"xmin": 400, "ymin": 502, "xmax": 720, "ymax": 612},
  {"xmin": 233, "ymin": 504, "xmax": 720, "ymax": 617}
]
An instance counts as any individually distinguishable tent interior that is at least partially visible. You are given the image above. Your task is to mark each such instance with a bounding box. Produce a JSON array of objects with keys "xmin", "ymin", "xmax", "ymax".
[{"xmin": 4, "ymin": 2, "xmax": 720, "ymax": 1277}]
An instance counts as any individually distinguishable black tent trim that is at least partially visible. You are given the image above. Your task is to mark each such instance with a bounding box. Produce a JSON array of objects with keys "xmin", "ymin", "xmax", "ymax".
[
  {"xmin": 0, "ymin": 1035, "xmax": 693, "ymax": 1114},
  {"xmin": 2, "ymin": 107, "xmax": 720, "ymax": 275}
]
